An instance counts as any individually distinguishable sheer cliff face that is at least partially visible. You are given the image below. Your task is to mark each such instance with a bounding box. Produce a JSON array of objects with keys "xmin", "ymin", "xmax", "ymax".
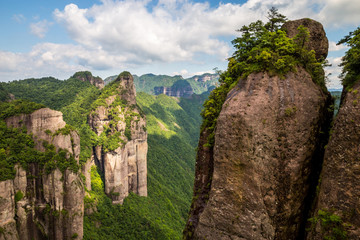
[
  {"xmin": 89, "ymin": 73, "xmax": 147, "ymax": 204},
  {"xmin": 0, "ymin": 108, "xmax": 84, "ymax": 240},
  {"xmin": 185, "ymin": 19, "xmax": 332, "ymax": 240},
  {"xmin": 308, "ymin": 82, "xmax": 360, "ymax": 239}
]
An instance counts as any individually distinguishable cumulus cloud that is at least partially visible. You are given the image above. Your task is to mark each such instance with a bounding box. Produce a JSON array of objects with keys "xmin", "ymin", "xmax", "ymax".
[
  {"xmin": 325, "ymin": 56, "xmax": 343, "ymax": 89},
  {"xmin": 53, "ymin": 1, "xmax": 239, "ymax": 64},
  {"xmin": 329, "ymin": 41, "xmax": 348, "ymax": 52},
  {"xmin": 30, "ymin": 20, "xmax": 53, "ymax": 38},
  {"xmin": 317, "ymin": 0, "xmax": 360, "ymax": 27},
  {"xmin": 2, "ymin": 0, "xmax": 360, "ymax": 84}
]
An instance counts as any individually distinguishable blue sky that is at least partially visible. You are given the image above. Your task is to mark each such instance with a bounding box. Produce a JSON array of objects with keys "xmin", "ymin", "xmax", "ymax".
[{"xmin": 1, "ymin": 0, "xmax": 360, "ymax": 89}]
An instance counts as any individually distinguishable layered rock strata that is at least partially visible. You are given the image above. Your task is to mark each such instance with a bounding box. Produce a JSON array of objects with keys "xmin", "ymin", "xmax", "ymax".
[
  {"xmin": 307, "ymin": 82, "xmax": 360, "ymax": 239},
  {"xmin": 89, "ymin": 73, "xmax": 147, "ymax": 204},
  {"xmin": 0, "ymin": 108, "xmax": 84, "ymax": 240}
]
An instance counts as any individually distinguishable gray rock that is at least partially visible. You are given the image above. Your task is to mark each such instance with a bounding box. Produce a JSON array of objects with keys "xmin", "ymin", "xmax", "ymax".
[
  {"xmin": 185, "ymin": 68, "xmax": 332, "ymax": 239},
  {"xmin": 282, "ymin": 18, "xmax": 329, "ymax": 60},
  {"xmin": 307, "ymin": 81, "xmax": 360, "ymax": 239}
]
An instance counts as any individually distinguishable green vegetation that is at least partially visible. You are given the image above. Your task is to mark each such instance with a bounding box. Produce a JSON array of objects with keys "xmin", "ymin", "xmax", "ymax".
[
  {"xmin": 201, "ymin": 8, "xmax": 328, "ymax": 147},
  {"xmin": 84, "ymin": 92, "xmax": 203, "ymax": 239},
  {"xmin": 1, "ymin": 70, "xmax": 206, "ymax": 239},
  {"xmin": 0, "ymin": 99, "xmax": 45, "ymax": 119},
  {"xmin": 0, "ymin": 85, "xmax": 9, "ymax": 102},
  {"xmin": 88, "ymin": 72, "xmax": 141, "ymax": 152},
  {"xmin": 0, "ymin": 76, "xmax": 95, "ymax": 110},
  {"xmin": 0, "ymin": 100, "xmax": 78, "ymax": 181},
  {"xmin": 308, "ymin": 209, "xmax": 349, "ymax": 240},
  {"xmin": 14, "ymin": 190, "xmax": 24, "ymax": 203},
  {"xmin": 338, "ymin": 26, "xmax": 360, "ymax": 89}
]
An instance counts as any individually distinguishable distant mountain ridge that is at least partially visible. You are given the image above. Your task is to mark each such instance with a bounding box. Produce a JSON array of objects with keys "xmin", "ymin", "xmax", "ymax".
[{"xmin": 104, "ymin": 73, "xmax": 219, "ymax": 97}]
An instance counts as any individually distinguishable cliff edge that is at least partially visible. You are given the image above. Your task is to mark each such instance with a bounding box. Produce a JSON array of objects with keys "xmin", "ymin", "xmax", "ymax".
[
  {"xmin": 0, "ymin": 107, "xmax": 84, "ymax": 240},
  {"xmin": 89, "ymin": 72, "xmax": 147, "ymax": 204}
]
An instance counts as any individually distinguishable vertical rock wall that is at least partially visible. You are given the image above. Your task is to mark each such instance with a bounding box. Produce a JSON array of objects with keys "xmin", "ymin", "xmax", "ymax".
[
  {"xmin": 89, "ymin": 73, "xmax": 148, "ymax": 204},
  {"xmin": 307, "ymin": 81, "xmax": 360, "ymax": 239},
  {"xmin": 0, "ymin": 108, "xmax": 84, "ymax": 240},
  {"xmin": 185, "ymin": 69, "xmax": 332, "ymax": 240},
  {"xmin": 185, "ymin": 18, "xmax": 333, "ymax": 239}
]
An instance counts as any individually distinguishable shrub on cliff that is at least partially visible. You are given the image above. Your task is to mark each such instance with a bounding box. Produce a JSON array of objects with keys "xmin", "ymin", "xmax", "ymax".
[
  {"xmin": 338, "ymin": 26, "xmax": 360, "ymax": 89},
  {"xmin": 202, "ymin": 9, "xmax": 327, "ymax": 147}
]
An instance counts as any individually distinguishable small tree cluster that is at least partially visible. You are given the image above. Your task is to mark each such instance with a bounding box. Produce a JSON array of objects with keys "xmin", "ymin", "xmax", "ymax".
[
  {"xmin": 201, "ymin": 8, "xmax": 327, "ymax": 147},
  {"xmin": 337, "ymin": 27, "xmax": 360, "ymax": 89}
]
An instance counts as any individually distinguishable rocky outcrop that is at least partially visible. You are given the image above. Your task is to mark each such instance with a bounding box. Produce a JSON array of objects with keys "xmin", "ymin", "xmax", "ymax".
[
  {"xmin": 282, "ymin": 18, "xmax": 329, "ymax": 60},
  {"xmin": 307, "ymin": 82, "xmax": 360, "ymax": 239},
  {"xmin": 0, "ymin": 109, "xmax": 84, "ymax": 240},
  {"xmin": 73, "ymin": 71, "xmax": 105, "ymax": 89},
  {"xmin": 154, "ymin": 80, "xmax": 194, "ymax": 98},
  {"xmin": 185, "ymin": 68, "xmax": 332, "ymax": 239},
  {"xmin": 89, "ymin": 72, "xmax": 147, "ymax": 204},
  {"xmin": 184, "ymin": 18, "xmax": 333, "ymax": 239}
]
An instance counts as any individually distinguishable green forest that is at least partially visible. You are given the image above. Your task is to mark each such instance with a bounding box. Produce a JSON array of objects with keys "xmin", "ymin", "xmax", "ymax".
[{"xmin": 0, "ymin": 72, "xmax": 207, "ymax": 239}]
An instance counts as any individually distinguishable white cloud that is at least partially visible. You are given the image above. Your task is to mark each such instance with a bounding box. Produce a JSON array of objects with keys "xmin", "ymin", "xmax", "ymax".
[
  {"xmin": 2, "ymin": 0, "xmax": 360, "ymax": 85},
  {"xmin": 53, "ymin": 1, "xmax": 257, "ymax": 65},
  {"xmin": 329, "ymin": 41, "xmax": 348, "ymax": 52},
  {"xmin": 30, "ymin": 20, "xmax": 53, "ymax": 38},
  {"xmin": 12, "ymin": 14, "xmax": 26, "ymax": 23},
  {"xmin": 325, "ymin": 56, "xmax": 343, "ymax": 89},
  {"xmin": 317, "ymin": 0, "xmax": 360, "ymax": 27}
]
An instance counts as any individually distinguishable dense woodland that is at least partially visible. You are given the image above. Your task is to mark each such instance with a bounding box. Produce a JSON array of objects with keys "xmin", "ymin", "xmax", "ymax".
[{"xmin": 0, "ymin": 72, "xmax": 208, "ymax": 239}]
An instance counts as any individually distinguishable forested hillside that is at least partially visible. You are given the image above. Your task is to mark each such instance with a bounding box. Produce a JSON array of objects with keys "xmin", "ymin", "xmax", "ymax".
[
  {"xmin": 0, "ymin": 75, "xmax": 96, "ymax": 110},
  {"xmin": 0, "ymin": 73, "xmax": 206, "ymax": 239},
  {"xmin": 83, "ymin": 92, "xmax": 203, "ymax": 239}
]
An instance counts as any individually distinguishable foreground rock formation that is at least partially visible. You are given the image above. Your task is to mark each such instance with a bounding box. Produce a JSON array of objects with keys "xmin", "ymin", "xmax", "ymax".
[
  {"xmin": 89, "ymin": 72, "xmax": 147, "ymax": 204},
  {"xmin": 184, "ymin": 19, "xmax": 333, "ymax": 239},
  {"xmin": 307, "ymin": 82, "xmax": 360, "ymax": 239},
  {"xmin": 0, "ymin": 108, "xmax": 84, "ymax": 240}
]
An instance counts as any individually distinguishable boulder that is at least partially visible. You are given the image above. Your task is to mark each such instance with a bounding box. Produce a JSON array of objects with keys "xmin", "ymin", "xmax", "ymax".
[{"xmin": 282, "ymin": 18, "xmax": 328, "ymax": 60}]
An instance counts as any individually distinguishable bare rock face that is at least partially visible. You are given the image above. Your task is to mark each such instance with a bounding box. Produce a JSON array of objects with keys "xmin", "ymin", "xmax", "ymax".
[
  {"xmin": 282, "ymin": 18, "xmax": 329, "ymax": 60},
  {"xmin": 0, "ymin": 180, "xmax": 18, "ymax": 240},
  {"xmin": 307, "ymin": 82, "xmax": 360, "ymax": 239},
  {"xmin": 154, "ymin": 80, "xmax": 194, "ymax": 98},
  {"xmin": 114, "ymin": 72, "xmax": 137, "ymax": 106},
  {"xmin": 0, "ymin": 108, "xmax": 84, "ymax": 240},
  {"xmin": 89, "ymin": 72, "xmax": 147, "ymax": 204},
  {"xmin": 73, "ymin": 71, "xmax": 105, "ymax": 89},
  {"xmin": 185, "ymin": 68, "xmax": 332, "ymax": 239}
]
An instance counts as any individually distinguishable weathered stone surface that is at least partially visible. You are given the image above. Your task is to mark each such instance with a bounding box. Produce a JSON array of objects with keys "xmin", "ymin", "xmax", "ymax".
[
  {"xmin": 282, "ymin": 18, "xmax": 329, "ymax": 60},
  {"xmin": 89, "ymin": 73, "xmax": 148, "ymax": 204},
  {"xmin": 185, "ymin": 68, "xmax": 332, "ymax": 239},
  {"xmin": 0, "ymin": 180, "xmax": 18, "ymax": 240},
  {"xmin": 74, "ymin": 71, "xmax": 105, "ymax": 89},
  {"xmin": 114, "ymin": 73, "xmax": 137, "ymax": 106},
  {"xmin": 1, "ymin": 108, "xmax": 84, "ymax": 240},
  {"xmin": 307, "ymin": 81, "xmax": 360, "ymax": 239}
]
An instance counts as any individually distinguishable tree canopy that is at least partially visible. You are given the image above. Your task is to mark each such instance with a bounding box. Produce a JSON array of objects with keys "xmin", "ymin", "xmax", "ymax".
[
  {"xmin": 337, "ymin": 27, "xmax": 360, "ymax": 89},
  {"xmin": 201, "ymin": 8, "xmax": 327, "ymax": 147}
]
